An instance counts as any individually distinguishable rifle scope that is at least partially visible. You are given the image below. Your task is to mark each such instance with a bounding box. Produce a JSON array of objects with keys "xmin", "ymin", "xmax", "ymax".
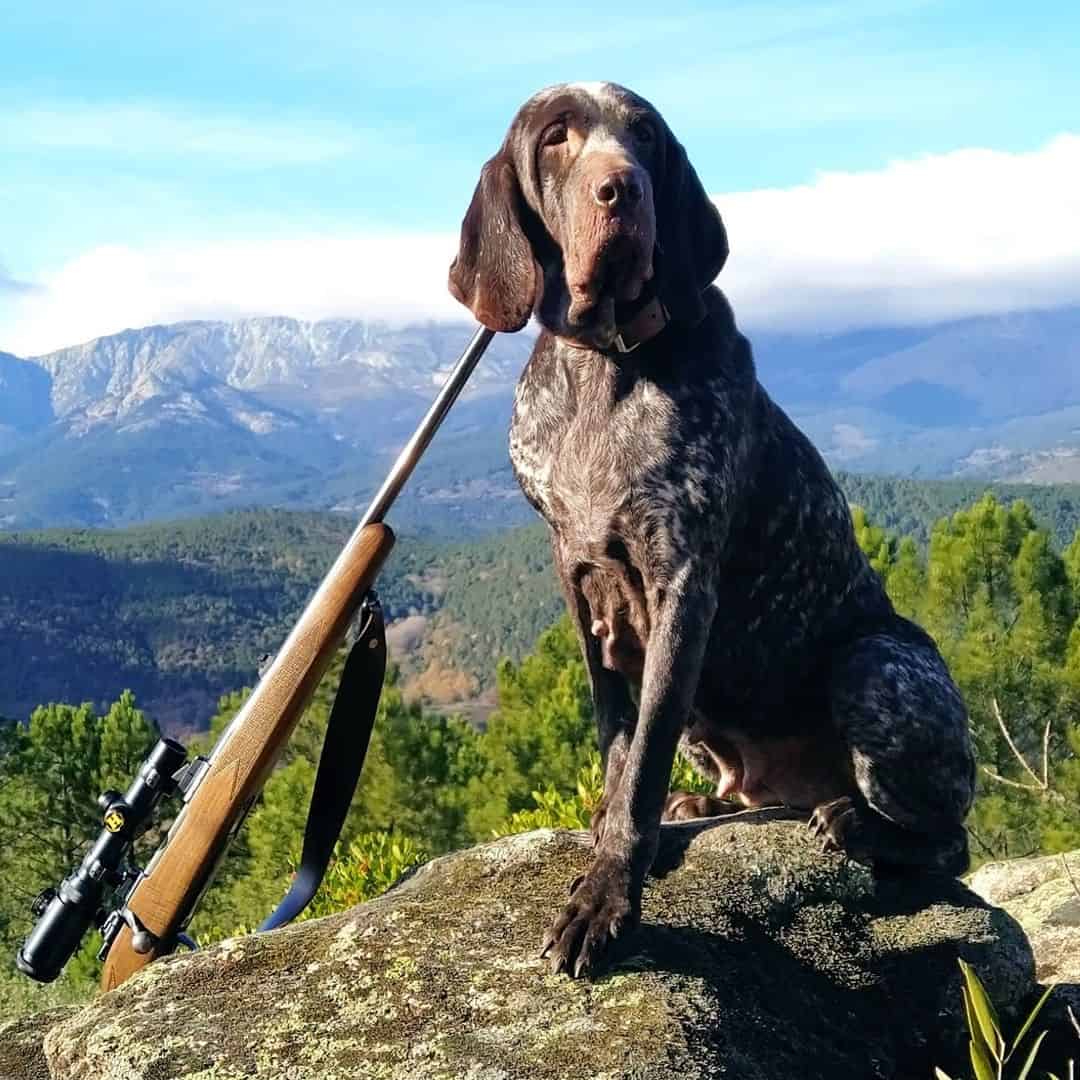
[{"xmin": 16, "ymin": 738, "xmax": 187, "ymax": 983}]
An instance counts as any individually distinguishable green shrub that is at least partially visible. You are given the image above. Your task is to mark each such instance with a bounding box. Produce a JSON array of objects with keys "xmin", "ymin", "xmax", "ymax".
[
  {"xmin": 935, "ymin": 960, "xmax": 1058, "ymax": 1080},
  {"xmin": 297, "ymin": 832, "xmax": 428, "ymax": 921},
  {"xmin": 494, "ymin": 753, "xmax": 604, "ymax": 836}
]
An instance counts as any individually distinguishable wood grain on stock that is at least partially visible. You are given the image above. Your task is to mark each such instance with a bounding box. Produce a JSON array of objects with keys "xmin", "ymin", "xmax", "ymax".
[{"xmin": 101, "ymin": 522, "xmax": 395, "ymax": 992}]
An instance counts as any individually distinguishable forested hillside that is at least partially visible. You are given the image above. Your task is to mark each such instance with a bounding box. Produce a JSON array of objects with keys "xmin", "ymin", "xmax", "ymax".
[
  {"xmin": 0, "ymin": 512, "xmax": 442, "ymax": 731},
  {"xmin": 3, "ymin": 475, "xmax": 1080, "ymax": 730},
  {"xmin": 838, "ymin": 472, "xmax": 1080, "ymax": 546}
]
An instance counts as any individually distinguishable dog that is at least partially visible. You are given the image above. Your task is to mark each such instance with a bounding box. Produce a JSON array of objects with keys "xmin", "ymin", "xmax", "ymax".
[{"xmin": 448, "ymin": 81, "xmax": 976, "ymax": 979}]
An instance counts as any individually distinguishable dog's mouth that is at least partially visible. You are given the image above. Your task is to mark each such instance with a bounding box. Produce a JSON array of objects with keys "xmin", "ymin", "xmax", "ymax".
[{"xmin": 562, "ymin": 215, "xmax": 655, "ymax": 338}]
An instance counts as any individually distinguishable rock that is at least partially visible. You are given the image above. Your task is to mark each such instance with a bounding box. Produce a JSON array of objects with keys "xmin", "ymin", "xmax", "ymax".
[
  {"xmin": 968, "ymin": 848, "xmax": 1080, "ymax": 1030},
  {"xmin": 0, "ymin": 1007, "xmax": 77, "ymax": 1080},
  {"xmin": 2, "ymin": 818, "xmax": 1036, "ymax": 1080},
  {"xmin": 968, "ymin": 849, "xmax": 1080, "ymax": 986}
]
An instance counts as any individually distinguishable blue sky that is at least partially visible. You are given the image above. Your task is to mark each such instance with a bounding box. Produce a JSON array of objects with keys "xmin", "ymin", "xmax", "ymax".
[{"xmin": 2, "ymin": 1, "xmax": 1079, "ymax": 353}]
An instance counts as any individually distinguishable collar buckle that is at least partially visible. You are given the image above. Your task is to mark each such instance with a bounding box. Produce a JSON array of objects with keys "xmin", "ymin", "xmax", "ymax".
[{"xmin": 611, "ymin": 298, "xmax": 669, "ymax": 354}]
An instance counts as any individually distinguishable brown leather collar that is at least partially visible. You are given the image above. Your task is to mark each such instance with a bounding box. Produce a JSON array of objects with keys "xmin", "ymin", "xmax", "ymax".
[
  {"xmin": 559, "ymin": 296, "xmax": 671, "ymax": 354},
  {"xmin": 611, "ymin": 297, "xmax": 669, "ymax": 354}
]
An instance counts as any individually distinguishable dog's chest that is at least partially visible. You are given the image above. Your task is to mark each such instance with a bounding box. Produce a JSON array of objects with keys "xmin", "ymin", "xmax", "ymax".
[{"xmin": 509, "ymin": 350, "xmax": 684, "ymax": 549}]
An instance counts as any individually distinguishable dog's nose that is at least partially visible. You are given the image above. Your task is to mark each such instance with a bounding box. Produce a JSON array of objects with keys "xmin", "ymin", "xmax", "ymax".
[{"xmin": 593, "ymin": 169, "xmax": 645, "ymax": 210}]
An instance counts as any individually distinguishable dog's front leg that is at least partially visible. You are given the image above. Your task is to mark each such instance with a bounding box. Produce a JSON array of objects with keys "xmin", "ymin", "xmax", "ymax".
[{"xmin": 542, "ymin": 568, "xmax": 716, "ymax": 978}]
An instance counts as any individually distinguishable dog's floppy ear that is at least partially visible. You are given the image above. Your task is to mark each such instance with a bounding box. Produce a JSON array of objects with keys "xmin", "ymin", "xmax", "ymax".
[
  {"xmin": 655, "ymin": 130, "xmax": 729, "ymax": 325},
  {"xmin": 448, "ymin": 153, "xmax": 538, "ymax": 332}
]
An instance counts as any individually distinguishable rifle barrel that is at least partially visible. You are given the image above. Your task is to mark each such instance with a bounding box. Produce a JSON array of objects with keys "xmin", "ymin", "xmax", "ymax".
[
  {"xmin": 212, "ymin": 323, "xmax": 496, "ymax": 766},
  {"xmin": 361, "ymin": 325, "xmax": 496, "ymax": 527},
  {"xmin": 94, "ymin": 324, "xmax": 498, "ymax": 990}
]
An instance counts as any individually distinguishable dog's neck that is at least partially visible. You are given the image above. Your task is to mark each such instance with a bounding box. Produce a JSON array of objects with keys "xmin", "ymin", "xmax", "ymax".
[{"xmin": 558, "ymin": 296, "xmax": 671, "ymax": 356}]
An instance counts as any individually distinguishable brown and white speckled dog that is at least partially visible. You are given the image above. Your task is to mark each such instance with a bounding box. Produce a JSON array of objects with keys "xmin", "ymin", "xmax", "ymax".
[{"xmin": 448, "ymin": 81, "xmax": 976, "ymax": 979}]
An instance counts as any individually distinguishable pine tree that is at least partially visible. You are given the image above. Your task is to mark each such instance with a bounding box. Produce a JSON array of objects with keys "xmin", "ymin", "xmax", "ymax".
[
  {"xmin": 851, "ymin": 505, "xmax": 894, "ymax": 578},
  {"xmin": 465, "ymin": 616, "xmax": 593, "ymax": 839},
  {"xmin": 0, "ymin": 694, "xmax": 158, "ymax": 1007},
  {"xmin": 885, "ymin": 537, "xmax": 928, "ymax": 622}
]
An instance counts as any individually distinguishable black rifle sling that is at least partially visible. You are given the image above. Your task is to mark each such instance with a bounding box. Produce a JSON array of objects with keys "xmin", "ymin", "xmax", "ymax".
[{"xmin": 259, "ymin": 596, "xmax": 386, "ymax": 931}]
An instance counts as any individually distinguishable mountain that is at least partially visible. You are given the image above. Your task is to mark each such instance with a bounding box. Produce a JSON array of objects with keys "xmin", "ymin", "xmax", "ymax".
[
  {"xmin": 752, "ymin": 306, "xmax": 1080, "ymax": 481},
  {"xmin": 0, "ymin": 350, "xmax": 52, "ymax": 446},
  {"xmin": 1, "ymin": 307, "xmax": 1078, "ymax": 530},
  {"xmin": 0, "ymin": 319, "xmax": 534, "ymax": 533}
]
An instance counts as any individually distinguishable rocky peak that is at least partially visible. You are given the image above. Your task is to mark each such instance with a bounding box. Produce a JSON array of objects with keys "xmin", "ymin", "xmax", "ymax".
[
  {"xmin": 0, "ymin": 351, "xmax": 53, "ymax": 433},
  {"xmin": 26, "ymin": 318, "xmax": 531, "ymax": 427}
]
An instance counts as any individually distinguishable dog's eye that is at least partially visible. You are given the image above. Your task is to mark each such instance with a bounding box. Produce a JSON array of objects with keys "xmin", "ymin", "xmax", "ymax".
[
  {"xmin": 540, "ymin": 120, "xmax": 568, "ymax": 149},
  {"xmin": 631, "ymin": 118, "xmax": 655, "ymax": 145}
]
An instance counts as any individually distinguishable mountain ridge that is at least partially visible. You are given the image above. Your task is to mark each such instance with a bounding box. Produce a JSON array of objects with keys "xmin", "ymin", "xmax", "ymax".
[{"xmin": 1, "ymin": 306, "xmax": 1078, "ymax": 530}]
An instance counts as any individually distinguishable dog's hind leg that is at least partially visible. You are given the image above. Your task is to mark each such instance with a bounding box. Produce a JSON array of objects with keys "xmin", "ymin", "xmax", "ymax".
[
  {"xmin": 811, "ymin": 627, "xmax": 976, "ymax": 876},
  {"xmin": 558, "ymin": 570, "xmax": 638, "ymax": 849}
]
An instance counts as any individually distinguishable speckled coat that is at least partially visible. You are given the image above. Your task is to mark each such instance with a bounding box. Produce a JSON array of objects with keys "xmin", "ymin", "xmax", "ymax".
[{"xmin": 450, "ymin": 81, "xmax": 976, "ymax": 979}]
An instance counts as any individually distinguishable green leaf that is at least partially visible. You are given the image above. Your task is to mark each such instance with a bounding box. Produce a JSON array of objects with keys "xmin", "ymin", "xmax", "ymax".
[
  {"xmin": 962, "ymin": 984, "xmax": 994, "ymax": 1066},
  {"xmin": 969, "ymin": 1038, "xmax": 996, "ymax": 1080},
  {"xmin": 962, "ymin": 983, "xmax": 978, "ymax": 1042},
  {"xmin": 1014, "ymin": 1028, "xmax": 1048, "ymax": 1080},
  {"xmin": 1008, "ymin": 984, "xmax": 1055, "ymax": 1057},
  {"xmin": 960, "ymin": 959, "xmax": 1004, "ymax": 1061}
]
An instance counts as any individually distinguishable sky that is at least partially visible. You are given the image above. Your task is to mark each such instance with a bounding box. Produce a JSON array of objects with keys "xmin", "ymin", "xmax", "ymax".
[{"xmin": 2, "ymin": 1, "xmax": 1079, "ymax": 356}]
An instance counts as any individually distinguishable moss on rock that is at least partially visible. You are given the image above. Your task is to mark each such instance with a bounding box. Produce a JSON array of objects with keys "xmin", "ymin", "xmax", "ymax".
[{"xmin": 2, "ymin": 819, "xmax": 1037, "ymax": 1079}]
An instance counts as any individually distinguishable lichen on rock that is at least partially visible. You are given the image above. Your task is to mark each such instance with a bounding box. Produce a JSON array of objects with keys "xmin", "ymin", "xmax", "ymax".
[
  {"xmin": 0, "ymin": 1006, "xmax": 78, "ymax": 1080},
  {"xmin": 968, "ymin": 848, "xmax": 1080, "ymax": 1031},
  {"xmin": 2, "ymin": 819, "xmax": 1038, "ymax": 1080}
]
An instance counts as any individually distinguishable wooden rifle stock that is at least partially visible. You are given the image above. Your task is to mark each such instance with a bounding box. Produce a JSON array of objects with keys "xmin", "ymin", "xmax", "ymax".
[
  {"xmin": 102, "ymin": 523, "xmax": 394, "ymax": 990},
  {"xmin": 100, "ymin": 325, "xmax": 495, "ymax": 991}
]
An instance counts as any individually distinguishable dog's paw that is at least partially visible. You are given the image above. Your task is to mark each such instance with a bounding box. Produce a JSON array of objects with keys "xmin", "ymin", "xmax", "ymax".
[
  {"xmin": 808, "ymin": 795, "xmax": 875, "ymax": 861},
  {"xmin": 662, "ymin": 790, "xmax": 739, "ymax": 822},
  {"xmin": 539, "ymin": 859, "xmax": 638, "ymax": 979}
]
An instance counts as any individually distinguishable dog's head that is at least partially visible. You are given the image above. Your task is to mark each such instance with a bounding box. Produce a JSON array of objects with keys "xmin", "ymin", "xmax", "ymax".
[{"xmin": 448, "ymin": 82, "xmax": 729, "ymax": 349}]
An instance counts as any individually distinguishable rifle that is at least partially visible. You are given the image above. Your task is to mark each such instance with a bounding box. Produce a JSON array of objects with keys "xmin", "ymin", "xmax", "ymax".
[{"xmin": 16, "ymin": 326, "xmax": 496, "ymax": 991}]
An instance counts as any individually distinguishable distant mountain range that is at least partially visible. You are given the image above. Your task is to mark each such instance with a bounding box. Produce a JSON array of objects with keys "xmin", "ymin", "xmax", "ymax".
[
  {"xmin": 2, "ymin": 305, "xmax": 1079, "ymax": 531},
  {"xmin": 0, "ymin": 320, "xmax": 534, "ymax": 534},
  {"xmin": 758, "ymin": 306, "xmax": 1080, "ymax": 482}
]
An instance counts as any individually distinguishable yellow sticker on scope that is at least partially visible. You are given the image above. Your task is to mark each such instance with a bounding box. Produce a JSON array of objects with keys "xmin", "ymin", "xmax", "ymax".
[{"xmin": 104, "ymin": 809, "xmax": 126, "ymax": 834}]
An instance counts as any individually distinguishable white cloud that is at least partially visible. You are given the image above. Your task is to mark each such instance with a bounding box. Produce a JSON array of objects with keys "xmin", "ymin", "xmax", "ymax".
[
  {"xmin": 718, "ymin": 134, "xmax": 1080, "ymax": 331},
  {"xmin": 0, "ymin": 256, "xmax": 39, "ymax": 297},
  {"xmin": 3, "ymin": 235, "xmax": 464, "ymax": 357},
  {"xmin": 0, "ymin": 270, "xmax": 36, "ymax": 296},
  {"xmin": 4, "ymin": 133, "xmax": 1080, "ymax": 356}
]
